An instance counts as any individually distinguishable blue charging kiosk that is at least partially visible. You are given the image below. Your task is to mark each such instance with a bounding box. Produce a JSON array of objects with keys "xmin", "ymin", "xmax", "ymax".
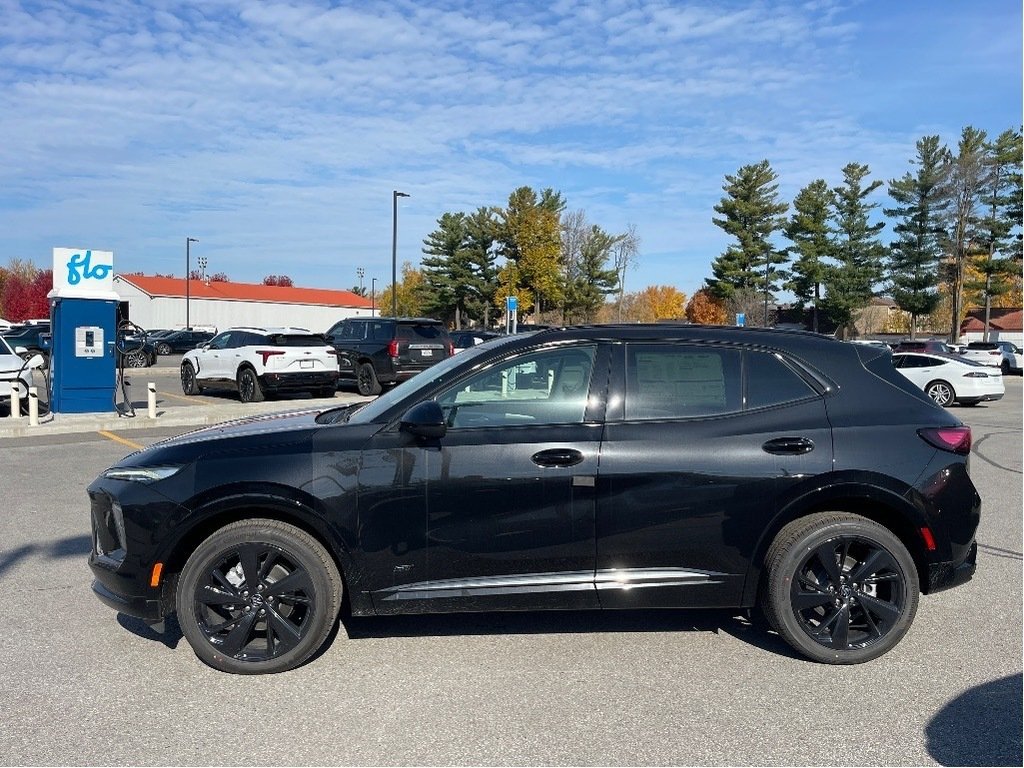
[{"xmin": 48, "ymin": 248, "xmax": 119, "ymax": 413}]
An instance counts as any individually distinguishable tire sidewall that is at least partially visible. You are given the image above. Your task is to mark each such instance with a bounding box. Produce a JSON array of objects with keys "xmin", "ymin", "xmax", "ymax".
[
  {"xmin": 767, "ymin": 516, "xmax": 920, "ymax": 665},
  {"xmin": 175, "ymin": 521, "xmax": 340, "ymax": 675}
]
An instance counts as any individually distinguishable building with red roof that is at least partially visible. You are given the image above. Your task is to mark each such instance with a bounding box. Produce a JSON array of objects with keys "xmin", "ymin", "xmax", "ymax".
[
  {"xmin": 114, "ymin": 274, "xmax": 375, "ymax": 334},
  {"xmin": 959, "ymin": 307, "xmax": 1023, "ymax": 346}
]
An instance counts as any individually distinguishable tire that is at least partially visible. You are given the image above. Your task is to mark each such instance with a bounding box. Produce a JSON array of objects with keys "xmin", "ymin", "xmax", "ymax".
[
  {"xmin": 356, "ymin": 362, "xmax": 382, "ymax": 396},
  {"xmin": 125, "ymin": 350, "xmax": 148, "ymax": 368},
  {"xmin": 925, "ymin": 380, "xmax": 955, "ymax": 407},
  {"xmin": 237, "ymin": 367, "xmax": 265, "ymax": 403},
  {"xmin": 175, "ymin": 518, "xmax": 342, "ymax": 675},
  {"xmin": 156, "ymin": 342, "xmax": 172, "ymax": 356},
  {"xmin": 181, "ymin": 362, "xmax": 201, "ymax": 395},
  {"xmin": 761, "ymin": 512, "xmax": 919, "ymax": 664},
  {"xmin": 1000, "ymin": 359, "xmax": 1010, "ymax": 375}
]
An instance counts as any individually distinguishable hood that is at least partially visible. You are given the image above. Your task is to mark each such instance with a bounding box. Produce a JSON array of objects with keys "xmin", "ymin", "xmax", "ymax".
[{"xmin": 150, "ymin": 407, "xmax": 325, "ymax": 450}]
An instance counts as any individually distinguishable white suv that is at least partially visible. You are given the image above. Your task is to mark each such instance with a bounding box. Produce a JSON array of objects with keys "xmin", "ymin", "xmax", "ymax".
[
  {"xmin": 180, "ymin": 327, "xmax": 339, "ymax": 403},
  {"xmin": 961, "ymin": 341, "xmax": 1021, "ymax": 374}
]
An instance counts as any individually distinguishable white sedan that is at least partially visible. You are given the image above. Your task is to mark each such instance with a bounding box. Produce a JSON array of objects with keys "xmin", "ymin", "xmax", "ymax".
[{"xmin": 892, "ymin": 352, "xmax": 1004, "ymax": 407}]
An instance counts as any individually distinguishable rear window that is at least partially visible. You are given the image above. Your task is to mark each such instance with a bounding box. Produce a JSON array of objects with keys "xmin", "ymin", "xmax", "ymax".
[
  {"xmin": 398, "ymin": 323, "xmax": 447, "ymax": 340},
  {"xmin": 967, "ymin": 342, "xmax": 996, "ymax": 350},
  {"xmin": 266, "ymin": 334, "xmax": 328, "ymax": 347}
]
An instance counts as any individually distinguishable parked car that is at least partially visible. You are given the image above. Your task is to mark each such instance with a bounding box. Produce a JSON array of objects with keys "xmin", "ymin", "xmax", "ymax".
[
  {"xmin": 893, "ymin": 339, "xmax": 952, "ymax": 355},
  {"xmin": 88, "ymin": 325, "xmax": 980, "ymax": 674},
  {"xmin": 325, "ymin": 317, "xmax": 453, "ymax": 396},
  {"xmin": 892, "ymin": 352, "xmax": 1004, "ymax": 407},
  {"xmin": 849, "ymin": 339, "xmax": 892, "ymax": 353},
  {"xmin": 0, "ymin": 336, "xmax": 45, "ymax": 414},
  {"xmin": 0, "ymin": 322, "xmax": 51, "ymax": 357},
  {"xmin": 153, "ymin": 329, "xmax": 216, "ymax": 355},
  {"xmin": 451, "ymin": 330, "xmax": 502, "ymax": 352},
  {"xmin": 180, "ymin": 326, "xmax": 339, "ymax": 402},
  {"xmin": 960, "ymin": 341, "xmax": 1021, "ymax": 374}
]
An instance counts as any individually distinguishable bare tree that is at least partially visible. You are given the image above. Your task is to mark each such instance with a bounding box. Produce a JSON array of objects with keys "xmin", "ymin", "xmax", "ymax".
[{"xmin": 612, "ymin": 224, "xmax": 640, "ymax": 321}]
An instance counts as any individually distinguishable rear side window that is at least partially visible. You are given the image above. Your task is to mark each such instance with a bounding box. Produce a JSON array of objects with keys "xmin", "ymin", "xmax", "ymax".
[
  {"xmin": 370, "ymin": 322, "xmax": 394, "ymax": 341},
  {"xmin": 398, "ymin": 323, "xmax": 446, "ymax": 340},
  {"xmin": 745, "ymin": 351, "xmax": 816, "ymax": 409},
  {"xmin": 266, "ymin": 334, "xmax": 327, "ymax": 347},
  {"xmin": 626, "ymin": 344, "xmax": 741, "ymax": 419}
]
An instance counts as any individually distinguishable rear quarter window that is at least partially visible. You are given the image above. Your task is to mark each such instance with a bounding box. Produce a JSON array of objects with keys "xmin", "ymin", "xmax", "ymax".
[
  {"xmin": 398, "ymin": 324, "xmax": 447, "ymax": 341},
  {"xmin": 745, "ymin": 351, "xmax": 817, "ymax": 409}
]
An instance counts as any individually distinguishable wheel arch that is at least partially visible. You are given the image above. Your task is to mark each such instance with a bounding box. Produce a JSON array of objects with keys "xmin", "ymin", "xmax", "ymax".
[
  {"xmin": 158, "ymin": 493, "xmax": 367, "ymax": 615},
  {"xmin": 741, "ymin": 485, "xmax": 932, "ymax": 607}
]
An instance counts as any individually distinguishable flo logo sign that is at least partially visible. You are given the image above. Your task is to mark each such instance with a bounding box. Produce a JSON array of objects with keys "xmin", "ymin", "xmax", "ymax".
[{"xmin": 52, "ymin": 248, "xmax": 115, "ymax": 297}]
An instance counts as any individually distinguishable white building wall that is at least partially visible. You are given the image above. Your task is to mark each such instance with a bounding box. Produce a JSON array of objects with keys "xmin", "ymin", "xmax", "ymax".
[
  {"xmin": 960, "ymin": 329, "xmax": 1023, "ymax": 347},
  {"xmin": 113, "ymin": 279, "xmax": 373, "ymax": 334}
]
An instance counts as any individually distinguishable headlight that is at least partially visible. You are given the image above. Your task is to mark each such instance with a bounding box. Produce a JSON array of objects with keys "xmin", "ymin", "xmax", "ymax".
[{"xmin": 101, "ymin": 466, "xmax": 183, "ymax": 483}]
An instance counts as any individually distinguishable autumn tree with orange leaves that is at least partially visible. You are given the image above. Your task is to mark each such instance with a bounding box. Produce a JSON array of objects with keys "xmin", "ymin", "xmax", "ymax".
[{"xmin": 685, "ymin": 288, "xmax": 728, "ymax": 325}]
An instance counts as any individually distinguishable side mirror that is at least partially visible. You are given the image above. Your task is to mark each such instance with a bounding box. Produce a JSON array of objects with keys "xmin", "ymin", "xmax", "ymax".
[
  {"xmin": 14, "ymin": 346, "xmax": 28, "ymax": 355},
  {"xmin": 400, "ymin": 401, "xmax": 447, "ymax": 440},
  {"xmin": 26, "ymin": 353, "xmax": 45, "ymax": 370}
]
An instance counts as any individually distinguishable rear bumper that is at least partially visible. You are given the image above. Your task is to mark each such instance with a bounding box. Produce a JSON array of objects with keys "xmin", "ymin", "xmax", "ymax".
[
  {"xmin": 260, "ymin": 370, "xmax": 339, "ymax": 392},
  {"xmin": 926, "ymin": 540, "xmax": 977, "ymax": 593}
]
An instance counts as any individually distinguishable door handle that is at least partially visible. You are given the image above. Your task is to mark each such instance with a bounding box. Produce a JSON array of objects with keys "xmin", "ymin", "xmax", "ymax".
[
  {"xmin": 531, "ymin": 448, "xmax": 584, "ymax": 467},
  {"xmin": 762, "ymin": 437, "xmax": 814, "ymax": 455}
]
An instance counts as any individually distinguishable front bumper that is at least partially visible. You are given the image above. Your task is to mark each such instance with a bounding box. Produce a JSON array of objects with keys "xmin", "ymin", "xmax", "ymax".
[
  {"xmin": 91, "ymin": 578, "xmax": 164, "ymax": 622},
  {"xmin": 927, "ymin": 540, "xmax": 977, "ymax": 593}
]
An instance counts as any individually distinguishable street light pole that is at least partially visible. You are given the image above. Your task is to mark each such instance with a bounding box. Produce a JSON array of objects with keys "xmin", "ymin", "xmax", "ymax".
[
  {"xmin": 186, "ymin": 237, "xmax": 199, "ymax": 329},
  {"xmin": 371, "ymin": 277, "xmax": 377, "ymax": 317},
  {"xmin": 392, "ymin": 190, "xmax": 409, "ymax": 317}
]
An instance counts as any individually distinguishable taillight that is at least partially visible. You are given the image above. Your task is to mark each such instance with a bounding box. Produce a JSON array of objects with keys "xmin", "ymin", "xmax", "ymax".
[
  {"xmin": 387, "ymin": 339, "xmax": 399, "ymax": 358},
  {"xmin": 918, "ymin": 426, "xmax": 972, "ymax": 455},
  {"xmin": 256, "ymin": 350, "xmax": 285, "ymax": 365},
  {"xmin": 962, "ymin": 371, "xmax": 989, "ymax": 378},
  {"xmin": 989, "ymin": 350, "xmax": 1001, "ymax": 355}
]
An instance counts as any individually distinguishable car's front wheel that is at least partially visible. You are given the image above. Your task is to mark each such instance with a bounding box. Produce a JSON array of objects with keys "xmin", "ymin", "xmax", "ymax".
[
  {"xmin": 761, "ymin": 512, "xmax": 919, "ymax": 664},
  {"xmin": 237, "ymin": 367, "xmax": 265, "ymax": 402},
  {"xmin": 176, "ymin": 519, "xmax": 343, "ymax": 674},
  {"xmin": 925, "ymin": 380, "xmax": 955, "ymax": 407},
  {"xmin": 181, "ymin": 362, "xmax": 201, "ymax": 395},
  {"xmin": 124, "ymin": 350, "xmax": 148, "ymax": 368}
]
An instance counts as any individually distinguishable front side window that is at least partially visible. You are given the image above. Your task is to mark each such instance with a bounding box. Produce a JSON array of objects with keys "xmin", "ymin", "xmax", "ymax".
[
  {"xmin": 207, "ymin": 332, "xmax": 232, "ymax": 351},
  {"xmin": 625, "ymin": 344, "xmax": 741, "ymax": 420},
  {"xmin": 436, "ymin": 346, "xmax": 596, "ymax": 428}
]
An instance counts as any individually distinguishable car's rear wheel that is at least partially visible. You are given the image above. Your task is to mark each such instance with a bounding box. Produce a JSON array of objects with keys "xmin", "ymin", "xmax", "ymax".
[
  {"xmin": 925, "ymin": 380, "xmax": 955, "ymax": 407},
  {"xmin": 761, "ymin": 512, "xmax": 919, "ymax": 664},
  {"xmin": 237, "ymin": 367, "xmax": 265, "ymax": 402},
  {"xmin": 176, "ymin": 519, "xmax": 342, "ymax": 674},
  {"xmin": 156, "ymin": 342, "xmax": 172, "ymax": 355},
  {"xmin": 1000, "ymin": 359, "xmax": 1010, "ymax": 375},
  {"xmin": 356, "ymin": 362, "xmax": 381, "ymax": 396},
  {"xmin": 181, "ymin": 362, "xmax": 201, "ymax": 395}
]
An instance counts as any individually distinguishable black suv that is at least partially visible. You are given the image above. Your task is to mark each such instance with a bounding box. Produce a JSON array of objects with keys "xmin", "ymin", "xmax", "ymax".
[
  {"xmin": 87, "ymin": 325, "xmax": 979, "ymax": 674},
  {"xmin": 325, "ymin": 317, "xmax": 453, "ymax": 395}
]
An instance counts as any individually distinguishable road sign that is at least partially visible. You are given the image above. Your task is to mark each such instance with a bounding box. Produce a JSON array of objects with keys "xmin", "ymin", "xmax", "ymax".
[
  {"xmin": 506, "ymin": 296, "xmax": 518, "ymax": 311},
  {"xmin": 736, "ymin": 313, "xmax": 746, "ymax": 327}
]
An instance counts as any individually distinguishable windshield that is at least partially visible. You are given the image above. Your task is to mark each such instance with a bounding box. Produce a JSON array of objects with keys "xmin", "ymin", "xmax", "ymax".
[
  {"xmin": 0, "ymin": 337, "xmax": 13, "ymax": 355},
  {"xmin": 347, "ymin": 334, "xmax": 520, "ymax": 424}
]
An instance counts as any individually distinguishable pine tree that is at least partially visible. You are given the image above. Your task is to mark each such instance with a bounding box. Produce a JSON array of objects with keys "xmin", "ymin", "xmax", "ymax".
[
  {"xmin": 496, "ymin": 187, "xmax": 564, "ymax": 316},
  {"xmin": 885, "ymin": 136, "xmax": 951, "ymax": 339},
  {"xmin": 968, "ymin": 128, "xmax": 1022, "ymax": 341},
  {"xmin": 563, "ymin": 225, "xmax": 621, "ymax": 323},
  {"xmin": 823, "ymin": 163, "xmax": 887, "ymax": 336},
  {"xmin": 783, "ymin": 179, "xmax": 834, "ymax": 333},
  {"xmin": 945, "ymin": 127, "xmax": 988, "ymax": 342},
  {"xmin": 706, "ymin": 161, "xmax": 789, "ymax": 320},
  {"xmin": 420, "ymin": 212, "xmax": 472, "ymax": 328}
]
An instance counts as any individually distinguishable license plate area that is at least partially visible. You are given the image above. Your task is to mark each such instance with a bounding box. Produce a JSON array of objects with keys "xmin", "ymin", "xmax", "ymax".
[{"xmin": 300, "ymin": 360, "xmax": 314, "ymax": 369}]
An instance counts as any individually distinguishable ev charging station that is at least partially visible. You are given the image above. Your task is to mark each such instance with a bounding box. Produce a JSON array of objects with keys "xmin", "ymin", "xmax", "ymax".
[{"xmin": 47, "ymin": 247, "xmax": 118, "ymax": 413}]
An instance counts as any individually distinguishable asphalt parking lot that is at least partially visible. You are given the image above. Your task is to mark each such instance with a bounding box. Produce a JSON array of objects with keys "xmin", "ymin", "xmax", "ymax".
[{"xmin": 0, "ymin": 376, "xmax": 1020, "ymax": 765}]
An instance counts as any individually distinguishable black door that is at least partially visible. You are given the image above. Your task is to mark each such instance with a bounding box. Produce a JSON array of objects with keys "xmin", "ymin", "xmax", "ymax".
[
  {"xmin": 596, "ymin": 342, "xmax": 833, "ymax": 609},
  {"xmin": 362, "ymin": 343, "xmax": 608, "ymax": 614}
]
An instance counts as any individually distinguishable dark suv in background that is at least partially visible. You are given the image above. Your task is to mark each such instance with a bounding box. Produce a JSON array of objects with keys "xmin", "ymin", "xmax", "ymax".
[{"xmin": 325, "ymin": 317, "xmax": 453, "ymax": 395}]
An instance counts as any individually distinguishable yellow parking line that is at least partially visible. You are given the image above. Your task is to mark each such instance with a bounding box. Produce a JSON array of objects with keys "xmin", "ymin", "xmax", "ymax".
[
  {"xmin": 157, "ymin": 389, "xmax": 219, "ymax": 405},
  {"xmin": 98, "ymin": 431, "xmax": 145, "ymax": 450}
]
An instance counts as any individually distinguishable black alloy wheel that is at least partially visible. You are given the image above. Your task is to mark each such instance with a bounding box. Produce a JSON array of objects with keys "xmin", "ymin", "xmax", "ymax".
[
  {"xmin": 1000, "ymin": 360, "xmax": 1010, "ymax": 375},
  {"xmin": 181, "ymin": 362, "xmax": 200, "ymax": 395},
  {"xmin": 237, "ymin": 367, "xmax": 265, "ymax": 402},
  {"xmin": 925, "ymin": 380, "xmax": 955, "ymax": 407},
  {"xmin": 356, "ymin": 362, "xmax": 381, "ymax": 396},
  {"xmin": 156, "ymin": 342, "xmax": 172, "ymax": 356},
  {"xmin": 763, "ymin": 513, "xmax": 919, "ymax": 664},
  {"xmin": 176, "ymin": 519, "xmax": 342, "ymax": 674}
]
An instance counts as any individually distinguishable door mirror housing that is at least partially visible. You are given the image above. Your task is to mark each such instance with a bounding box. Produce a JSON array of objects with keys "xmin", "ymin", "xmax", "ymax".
[
  {"xmin": 400, "ymin": 401, "xmax": 447, "ymax": 440},
  {"xmin": 26, "ymin": 353, "xmax": 45, "ymax": 370}
]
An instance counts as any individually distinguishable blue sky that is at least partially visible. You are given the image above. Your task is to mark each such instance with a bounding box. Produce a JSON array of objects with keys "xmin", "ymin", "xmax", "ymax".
[{"xmin": 1, "ymin": 0, "xmax": 1021, "ymax": 301}]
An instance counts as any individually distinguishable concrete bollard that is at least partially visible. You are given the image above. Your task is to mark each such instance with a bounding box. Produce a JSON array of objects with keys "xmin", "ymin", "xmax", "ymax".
[
  {"xmin": 9, "ymin": 382, "xmax": 20, "ymax": 419},
  {"xmin": 148, "ymin": 382, "xmax": 157, "ymax": 419},
  {"xmin": 28, "ymin": 386, "xmax": 39, "ymax": 426}
]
